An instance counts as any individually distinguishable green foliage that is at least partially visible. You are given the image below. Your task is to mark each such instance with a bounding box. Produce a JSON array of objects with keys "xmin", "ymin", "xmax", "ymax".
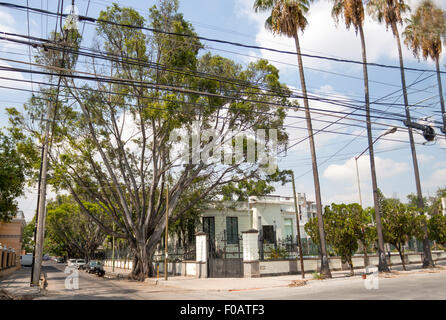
[
  {"xmin": 304, "ymin": 216, "xmax": 320, "ymax": 248},
  {"xmin": 44, "ymin": 195, "xmax": 111, "ymax": 259},
  {"xmin": 305, "ymin": 203, "xmax": 375, "ymax": 271},
  {"xmin": 22, "ymin": 216, "xmax": 36, "ymax": 253},
  {"xmin": 10, "ymin": 1, "xmax": 291, "ymax": 278},
  {"xmin": 323, "ymin": 204, "xmax": 360, "ymax": 269},
  {"xmin": 428, "ymin": 214, "xmax": 446, "ymax": 245},
  {"xmin": 0, "ymin": 132, "xmax": 35, "ymax": 222},
  {"xmin": 381, "ymin": 196, "xmax": 421, "ymax": 269},
  {"xmin": 267, "ymin": 246, "xmax": 289, "ymax": 260}
]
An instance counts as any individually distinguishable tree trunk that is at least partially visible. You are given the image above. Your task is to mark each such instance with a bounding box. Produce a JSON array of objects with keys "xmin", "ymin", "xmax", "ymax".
[
  {"xmin": 397, "ymin": 245, "xmax": 406, "ymax": 271},
  {"xmin": 362, "ymin": 242, "xmax": 370, "ymax": 267},
  {"xmin": 358, "ymin": 24, "xmax": 389, "ymax": 273},
  {"xmin": 393, "ymin": 22, "xmax": 434, "ymax": 269},
  {"xmin": 348, "ymin": 257, "xmax": 354, "ymax": 276},
  {"xmin": 435, "ymin": 57, "xmax": 446, "ymax": 137},
  {"xmin": 293, "ymin": 32, "xmax": 331, "ymax": 279}
]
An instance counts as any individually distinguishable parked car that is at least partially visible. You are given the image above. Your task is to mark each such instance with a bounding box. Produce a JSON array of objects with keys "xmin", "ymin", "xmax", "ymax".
[
  {"xmin": 86, "ymin": 260, "xmax": 105, "ymax": 277},
  {"xmin": 56, "ymin": 257, "xmax": 65, "ymax": 263},
  {"xmin": 43, "ymin": 254, "xmax": 50, "ymax": 261},
  {"xmin": 20, "ymin": 254, "xmax": 33, "ymax": 267},
  {"xmin": 67, "ymin": 259, "xmax": 77, "ymax": 267},
  {"xmin": 76, "ymin": 259, "xmax": 87, "ymax": 270}
]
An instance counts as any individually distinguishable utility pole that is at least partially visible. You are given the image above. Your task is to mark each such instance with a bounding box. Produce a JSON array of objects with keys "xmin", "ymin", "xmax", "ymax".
[
  {"xmin": 291, "ymin": 171, "xmax": 305, "ymax": 279},
  {"xmin": 164, "ymin": 185, "xmax": 169, "ymax": 281},
  {"xmin": 112, "ymin": 223, "xmax": 115, "ymax": 273},
  {"xmin": 402, "ymin": 118, "xmax": 435, "ymax": 267},
  {"xmin": 31, "ymin": 99, "xmax": 52, "ymax": 286}
]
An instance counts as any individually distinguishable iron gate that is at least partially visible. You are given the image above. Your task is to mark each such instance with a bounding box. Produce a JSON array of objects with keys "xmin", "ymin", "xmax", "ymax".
[{"xmin": 207, "ymin": 230, "xmax": 243, "ymax": 278}]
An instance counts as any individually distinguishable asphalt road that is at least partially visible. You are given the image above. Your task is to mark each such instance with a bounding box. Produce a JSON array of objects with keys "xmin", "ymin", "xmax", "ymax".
[{"xmin": 38, "ymin": 261, "xmax": 446, "ymax": 300}]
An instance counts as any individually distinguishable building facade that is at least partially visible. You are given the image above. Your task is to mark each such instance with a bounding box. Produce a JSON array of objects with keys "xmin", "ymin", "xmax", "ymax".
[
  {"xmin": 201, "ymin": 194, "xmax": 317, "ymax": 246},
  {"xmin": 0, "ymin": 211, "xmax": 26, "ymax": 267}
]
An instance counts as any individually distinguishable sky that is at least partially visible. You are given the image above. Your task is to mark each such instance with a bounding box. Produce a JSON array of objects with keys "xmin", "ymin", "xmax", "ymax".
[{"xmin": 0, "ymin": 0, "xmax": 445, "ymax": 222}]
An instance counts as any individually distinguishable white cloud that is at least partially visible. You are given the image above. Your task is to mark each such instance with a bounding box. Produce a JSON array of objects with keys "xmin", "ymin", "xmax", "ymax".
[
  {"xmin": 422, "ymin": 168, "xmax": 446, "ymax": 189},
  {"xmin": 234, "ymin": 0, "xmax": 446, "ymax": 78},
  {"xmin": 323, "ymin": 155, "xmax": 409, "ymax": 183},
  {"xmin": 418, "ymin": 153, "xmax": 435, "ymax": 164}
]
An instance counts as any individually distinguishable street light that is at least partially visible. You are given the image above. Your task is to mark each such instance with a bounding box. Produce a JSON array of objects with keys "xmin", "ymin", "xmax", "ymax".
[{"xmin": 354, "ymin": 127, "xmax": 398, "ymax": 216}]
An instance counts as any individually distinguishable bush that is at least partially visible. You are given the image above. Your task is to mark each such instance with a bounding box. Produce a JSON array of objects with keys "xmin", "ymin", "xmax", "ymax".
[{"xmin": 267, "ymin": 247, "xmax": 289, "ymax": 260}]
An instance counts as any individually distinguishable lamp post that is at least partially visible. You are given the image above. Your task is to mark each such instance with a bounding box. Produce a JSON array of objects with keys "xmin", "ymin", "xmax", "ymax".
[
  {"xmin": 355, "ymin": 126, "xmax": 397, "ymax": 227},
  {"xmin": 355, "ymin": 127, "xmax": 397, "ymax": 207}
]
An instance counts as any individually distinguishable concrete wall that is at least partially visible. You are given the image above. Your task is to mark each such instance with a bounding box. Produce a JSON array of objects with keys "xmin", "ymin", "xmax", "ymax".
[
  {"xmin": 258, "ymin": 251, "xmax": 446, "ymax": 276},
  {"xmin": 104, "ymin": 259, "xmax": 133, "ymax": 270},
  {"xmin": 185, "ymin": 261, "xmax": 196, "ymax": 276}
]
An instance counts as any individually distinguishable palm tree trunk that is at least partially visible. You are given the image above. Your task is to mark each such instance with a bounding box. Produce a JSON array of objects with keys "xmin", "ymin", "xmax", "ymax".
[
  {"xmin": 358, "ymin": 24, "xmax": 389, "ymax": 272},
  {"xmin": 293, "ymin": 32, "xmax": 331, "ymax": 279},
  {"xmin": 435, "ymin": 57, "xmax": 446, "ymax": 137},
  {"xmin": 393, "ymin": 22, "xmax": 434, "ymax": 268}
]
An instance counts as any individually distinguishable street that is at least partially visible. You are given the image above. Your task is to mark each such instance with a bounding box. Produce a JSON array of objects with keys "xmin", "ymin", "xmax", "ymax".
[{"xmin": 36, "ymin": 261, "xmax": 446, "ymax": 300}]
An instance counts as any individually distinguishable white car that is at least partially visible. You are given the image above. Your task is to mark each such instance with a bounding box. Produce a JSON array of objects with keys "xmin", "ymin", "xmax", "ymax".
[
  {"xmin": 67, "ymin": 259, "xmax": 77, "ymax": 267},
  {"xmin": 76, "ymin": 259, "xmax": 86, "ymax": 269}
]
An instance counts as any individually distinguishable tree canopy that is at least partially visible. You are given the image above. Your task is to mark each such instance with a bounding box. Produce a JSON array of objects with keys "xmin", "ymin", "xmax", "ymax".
[{"xmin": 9, "ymin": 0, "xmax": 292, "ymax": 279}]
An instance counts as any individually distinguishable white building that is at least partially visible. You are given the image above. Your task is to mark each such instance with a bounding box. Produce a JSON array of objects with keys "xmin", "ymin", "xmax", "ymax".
[{"xmin": 201, "ymin": 194, "xmax": 317, "ymax": 245}]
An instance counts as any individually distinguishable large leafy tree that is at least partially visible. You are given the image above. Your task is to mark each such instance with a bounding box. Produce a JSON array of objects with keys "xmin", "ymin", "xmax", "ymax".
[
  {"xmin": 381, "ymin": 198, "xmax": 420, "ymax": 270},
  {"xmin": 428, "ymin": 214, "xmax": 446, "ymax": 246},
  {"xmin": 368, "ymin": 0, "xmax": 434, "ymax": 269},
  {"xmin": 323, "ymin": 204, "xmax": 360, "ymax": 276},
  {"xmin": 44, "ymin": 195, "xmax": 110, "ymax": 260},
  {"xmin": 305, "ymin": 203, "xmax": 375, "ymax": 275},
  {"xmin": 253, "ymin": 0, "xmax": 332, "ymax": 279},
  {"xmin": 353, "ymin": 206, "xmax": 376, "ymax": 267},
  {"xmin": 0, "ymin": 131, "xmax": 36, "ymax": 222},
  {"xmin": 10, "ymin": 1, "xmax": 290, "ymax": 279},
  {"xmin": 331, "ymin": 0, "xmax": 389, "ymax": 272},
  {"xmin": 403, "ymin": 0, "xmax": 446, "ymax": 136}
]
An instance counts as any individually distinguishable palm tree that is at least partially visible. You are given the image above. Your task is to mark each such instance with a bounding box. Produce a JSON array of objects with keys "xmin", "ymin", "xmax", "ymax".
[
  {"xmin": 368, "ymin": 0, "xmax": 435, "ymax": 269},
  {"xmin": 331, "ymin": 0, "xmax": 389, "ymax": 272},
  {"xmin": 253, "ymin": 0, "xmax": 331, "ymax": 278},
  {"xmin": 403, "ymin": 0, "xmax": 446, "ymax": 138}
]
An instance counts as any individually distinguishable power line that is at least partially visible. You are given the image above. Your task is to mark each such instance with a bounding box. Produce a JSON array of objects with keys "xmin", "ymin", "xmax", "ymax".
[
  {"xmin": 0, "ymin": 31, "xmax": 441, "ymax": 123},
  {"xmin": 2, "ymin": 2, "xmax": 446, "ymax": 75}
]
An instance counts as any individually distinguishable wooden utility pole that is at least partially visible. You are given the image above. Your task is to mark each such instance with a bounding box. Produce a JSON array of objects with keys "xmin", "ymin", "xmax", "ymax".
[
  {"xmin": 291, "ymin": 171, "xmax": 305, "ymax": 279},
  {"xmin": 164, "ymin": 185, "xmax": 169, "ymax": 281},
  {"xmin": 112, "ymin": 223, "xmax": 115, "ymax": 273},
  {"xmin": 31, "ymin": 99, "xmax": 52, "ymax": 286}
]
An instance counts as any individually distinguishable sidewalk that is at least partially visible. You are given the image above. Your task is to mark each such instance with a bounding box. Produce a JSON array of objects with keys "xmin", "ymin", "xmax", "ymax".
[
  {"xmin": 86, "ymin": 261, "xmax": 446, "ymax": 293},
  {"xmin": 146, "ymin": 261, "xmax": 446, "ymax": 292},
  {"xmin": 0, "ymin": 267, "xmax": 43, "ymax": 300}
]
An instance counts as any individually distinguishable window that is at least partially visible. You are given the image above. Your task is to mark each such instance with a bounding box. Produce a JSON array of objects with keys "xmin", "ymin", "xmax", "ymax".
[
  {"xmin": 262, "ymin": 225, "xmax": 275, "ymax": 244},
  {"xmin": 203, "ymin": 217, "xmax": 215, "ymax": 241},
  {"xmin": 226, "ymin": 217, "xmax": 239, "ymax": 244},
  {"xmin": 284, "ymin": 219, "xmax": 293, "ymax": 241}
]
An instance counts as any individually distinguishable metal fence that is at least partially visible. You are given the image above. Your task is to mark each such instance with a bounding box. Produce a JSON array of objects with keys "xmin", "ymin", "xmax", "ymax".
[
  {"xmin": 154, "ymin": 241, "xmax": 196, "ymax": 262},
  {"xmin": 259, "ymin": 237, "xmax": 320, "ymax": 260}
]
